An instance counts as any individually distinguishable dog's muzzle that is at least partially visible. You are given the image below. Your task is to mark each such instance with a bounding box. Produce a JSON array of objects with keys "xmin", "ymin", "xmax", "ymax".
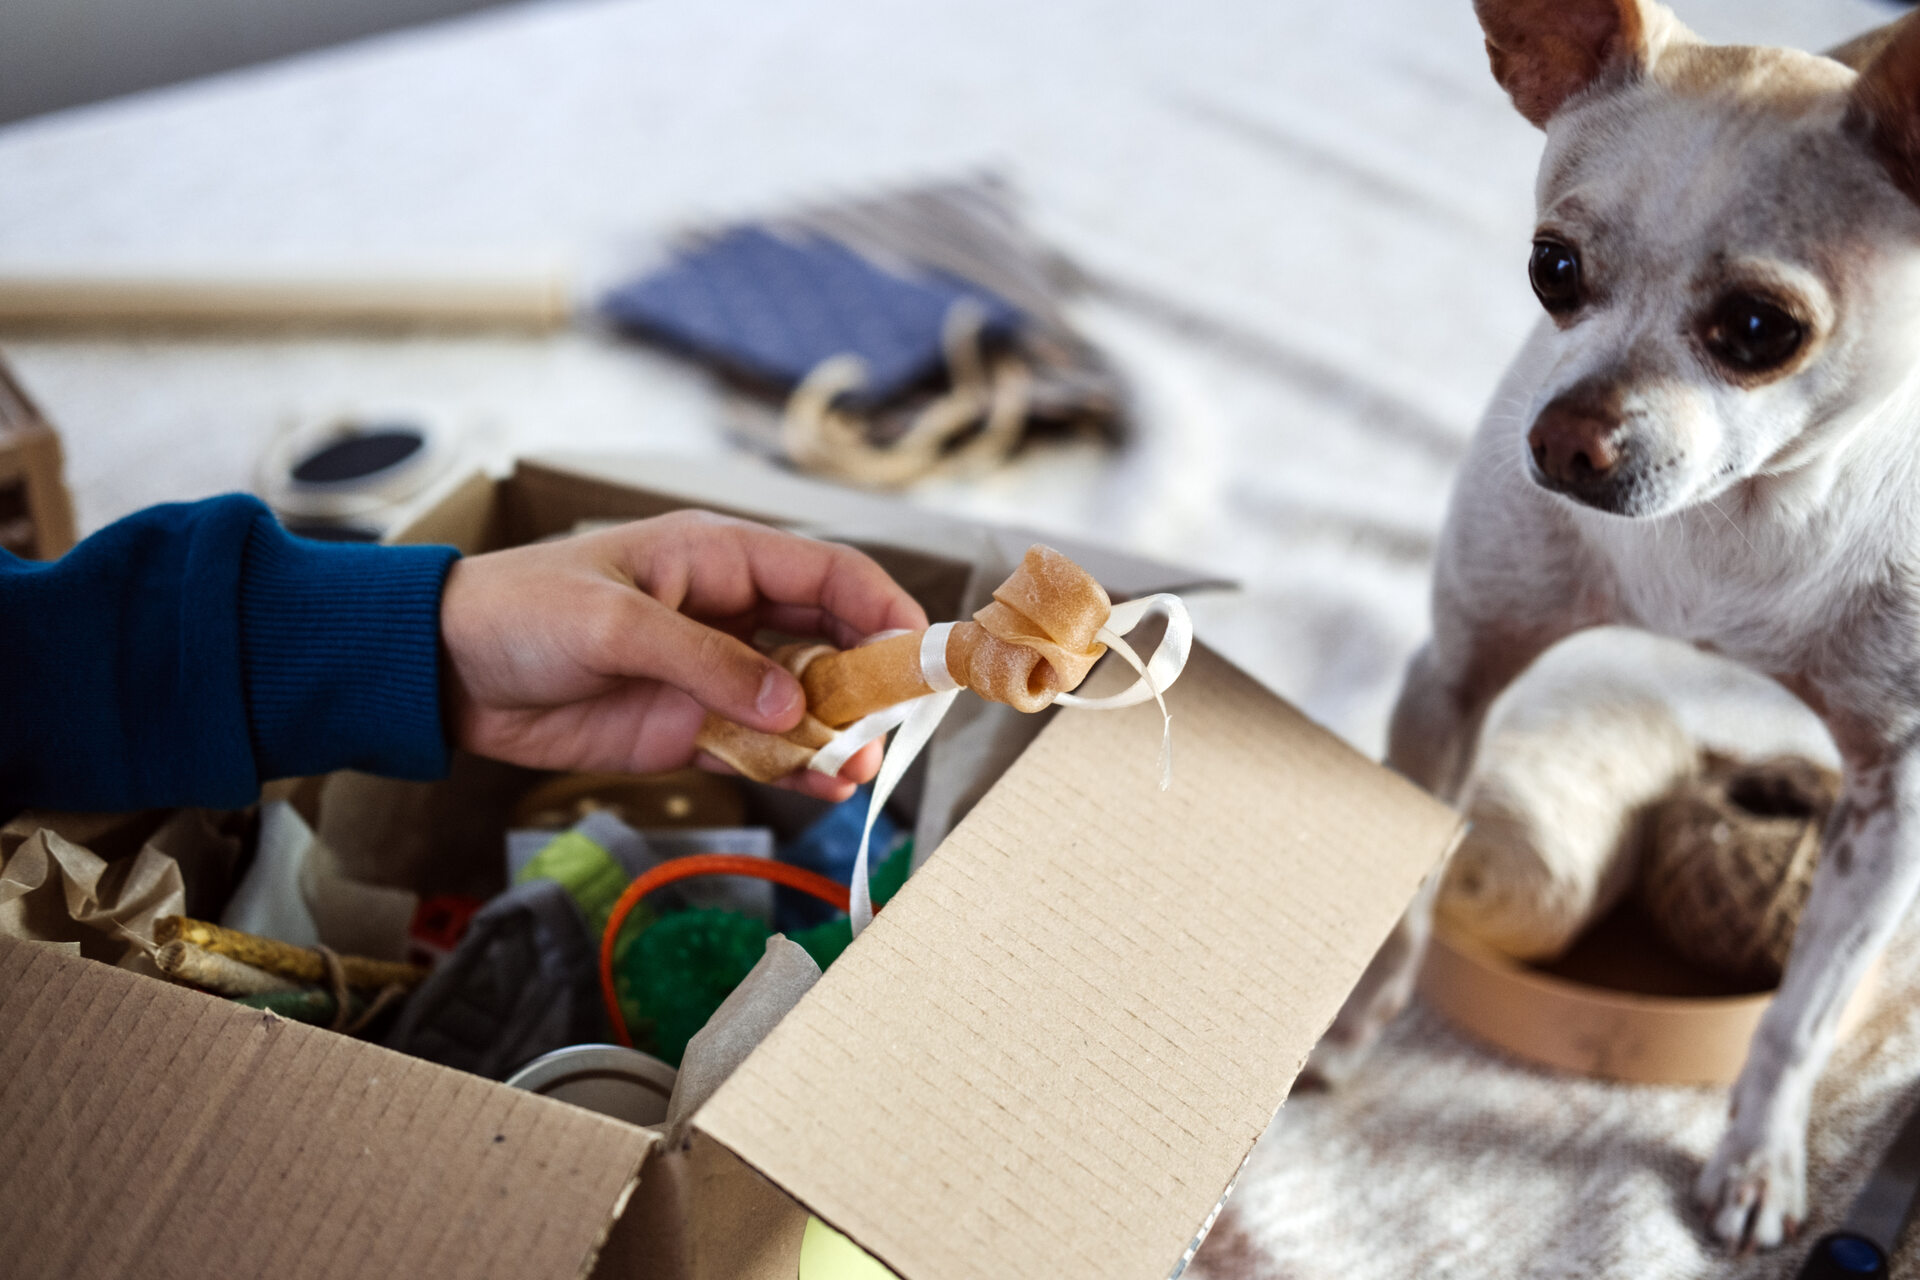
[{"xmin": 1526, "ymin": 385, "xmax": 1641, "ymax": 514}]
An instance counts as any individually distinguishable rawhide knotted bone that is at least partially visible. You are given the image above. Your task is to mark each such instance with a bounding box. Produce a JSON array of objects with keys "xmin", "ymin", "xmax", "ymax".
[
  {"xmin": 694, "ymin": 545, "xmax": 1112, "ymax": 783},
  {"xmin": 694, "ymin": 642, "xmax": 842, "ymax": 783}
]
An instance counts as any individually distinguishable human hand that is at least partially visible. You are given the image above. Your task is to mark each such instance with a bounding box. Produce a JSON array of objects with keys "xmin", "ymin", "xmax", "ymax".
[{"xmin": 438, "ymin": 510, "xmax": 929, "ymax": 801}]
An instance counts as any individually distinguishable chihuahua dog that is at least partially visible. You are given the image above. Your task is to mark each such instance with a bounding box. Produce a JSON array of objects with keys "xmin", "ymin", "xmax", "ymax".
[{"xmin": 1305, "ymin": 0, "xmax": 1920, "ymax": 1253}]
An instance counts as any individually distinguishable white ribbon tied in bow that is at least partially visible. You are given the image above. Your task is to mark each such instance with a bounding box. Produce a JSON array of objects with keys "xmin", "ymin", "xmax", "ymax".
[{"xmin": 808, "ymin": 594, "xmax": 1194, "ymax": 936}]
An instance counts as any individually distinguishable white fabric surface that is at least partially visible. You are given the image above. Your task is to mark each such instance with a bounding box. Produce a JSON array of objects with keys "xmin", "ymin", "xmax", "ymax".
[{"xmin": 0, "ymin": 1, "xmax": 1909, "ymax": 1275}]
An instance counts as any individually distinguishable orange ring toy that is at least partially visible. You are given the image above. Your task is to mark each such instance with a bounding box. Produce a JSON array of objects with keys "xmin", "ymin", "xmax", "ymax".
[{"xmin": 598, "ymin": 855, "xmax": 852, "ymax": 1048}]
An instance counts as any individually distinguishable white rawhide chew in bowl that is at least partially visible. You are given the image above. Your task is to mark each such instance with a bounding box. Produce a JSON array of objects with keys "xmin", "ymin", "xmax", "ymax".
[
  {"xmin": 1442, "ymin": 692, "xmax": 1695, "ymax": 960},
  {"xmin": 1438, "ymin": 629, "xmax": 1835, "ymax": 962}
]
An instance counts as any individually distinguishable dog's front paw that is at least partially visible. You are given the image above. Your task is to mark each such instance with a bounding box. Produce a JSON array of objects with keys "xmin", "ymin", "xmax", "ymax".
[
  {"xmin": 1298, "ymin": 1026, "xmax": 1373, "ymax": 1091},
  {"xmin": 1695, "ymin": 1123, "xmax": 1807, "ymax": 1253},
  {"xmin": 1298, "ymin": 987, "xmax": 1404, "ymax": 1091},
  {"xmin": 1299, "ymin": 906, "xmax": 1428, "ymax": 1090}
]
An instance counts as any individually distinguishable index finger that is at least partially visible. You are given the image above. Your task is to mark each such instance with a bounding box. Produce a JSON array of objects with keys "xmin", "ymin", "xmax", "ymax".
[{"xmin": 645, "ymin": 515, "xmax": 930, "ymax": 641}]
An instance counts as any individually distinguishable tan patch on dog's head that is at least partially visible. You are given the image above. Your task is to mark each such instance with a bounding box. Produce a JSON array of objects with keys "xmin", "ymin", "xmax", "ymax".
[{"xmin": 1653, "ymin": 42, "xmax": 1855, "ymax": 112}]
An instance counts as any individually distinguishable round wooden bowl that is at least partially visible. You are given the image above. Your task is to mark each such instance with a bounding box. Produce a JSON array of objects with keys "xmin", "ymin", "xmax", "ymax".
[{"xmin": 1419, "ymin": 909, "xmax": 1879, "ymax": 1086}]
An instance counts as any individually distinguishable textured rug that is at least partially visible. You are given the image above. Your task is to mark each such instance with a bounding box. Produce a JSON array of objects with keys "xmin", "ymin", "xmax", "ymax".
[{"xmin": 1191, "ymin": 920, "xmax": 1920, "ymax": 1280}]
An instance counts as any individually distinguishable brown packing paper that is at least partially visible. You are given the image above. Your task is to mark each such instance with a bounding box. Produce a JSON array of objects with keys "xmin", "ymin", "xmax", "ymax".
[
  {"xmin": 143, "ymin": 808, "xmax": 250, "ymax": 922},
  {"xmin": 224, "ymin": 800, "xmax": 419, "ymax": 960},
  {"xmin": 591, "ymin": 1132, "xmax": 813, "ymax": 1280},
  {"xmin": 665, "ymin": 936, "xmax": 822, "ymax": 1146},
  {"xmin": 1, "ymin": 808, "xmax": 169, "ymax": 864},
  {"xmin": 586, "ymin": 938, "xmax": 824, "ymax": 1280},
  {"xmin": 0, "ymin": 826, "xmax": 184, "ymax": 964},
  {"xmin": 315, "ymin": 755, "xmax": 539, "ymax": 900},
  {"xmin": 299, "ymin": 814, "xmax": 420, "ymax": 962}
]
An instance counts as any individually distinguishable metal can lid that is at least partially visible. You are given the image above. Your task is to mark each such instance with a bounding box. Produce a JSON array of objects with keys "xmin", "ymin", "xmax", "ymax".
[{"xmin": 504, "ymin": 1043, "xmax": 678, "ymax": 1129}]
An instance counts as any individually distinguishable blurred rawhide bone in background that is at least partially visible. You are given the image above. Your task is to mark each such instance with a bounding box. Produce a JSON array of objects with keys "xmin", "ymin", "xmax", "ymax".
[{"xmin": 697, "ymin": 545, "xmax": 1114, "ymax": 782}]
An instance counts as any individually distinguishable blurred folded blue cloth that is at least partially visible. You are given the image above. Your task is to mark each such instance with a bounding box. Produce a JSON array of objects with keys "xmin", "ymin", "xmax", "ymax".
[{"xmin": 602, "ymin": 226, "xmax": 1020, "ymax": 405}]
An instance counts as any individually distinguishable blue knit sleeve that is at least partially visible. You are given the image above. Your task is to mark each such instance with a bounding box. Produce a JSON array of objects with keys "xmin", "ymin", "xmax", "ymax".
[{"xmin": 0, "ymin": 495, "xmax": 459, "ymax": 812}]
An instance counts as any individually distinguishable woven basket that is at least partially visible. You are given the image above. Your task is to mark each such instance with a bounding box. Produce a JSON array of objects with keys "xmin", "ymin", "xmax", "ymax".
[{"xmin": 1639, "ymin": 753, "xmax": 1839, "ymax": 985}]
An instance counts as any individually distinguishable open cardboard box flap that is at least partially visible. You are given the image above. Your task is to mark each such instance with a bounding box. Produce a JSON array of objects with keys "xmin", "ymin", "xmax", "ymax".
[
  {"xmin": 691, "ymin": 646, "xmax": 1456, "ymax": 1280},
  {"xmin": 0, "ymin": 456, "xmax": 1459, "ymax": 1280},
  {"xmin": 0, "ymin": 935, "xmax": 656, "ymax": 1280}
]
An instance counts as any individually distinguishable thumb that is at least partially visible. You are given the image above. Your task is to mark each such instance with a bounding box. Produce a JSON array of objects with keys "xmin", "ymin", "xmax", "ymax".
[{"xmin": 613, "ymin": 597, "xmax": 805, "ymax": 733}]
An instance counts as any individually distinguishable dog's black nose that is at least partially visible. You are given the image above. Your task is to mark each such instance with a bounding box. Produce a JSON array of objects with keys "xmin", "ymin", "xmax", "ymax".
[{"xmin": 1528, "ymin": 397, "xmax": 1623, "ymax": 490}]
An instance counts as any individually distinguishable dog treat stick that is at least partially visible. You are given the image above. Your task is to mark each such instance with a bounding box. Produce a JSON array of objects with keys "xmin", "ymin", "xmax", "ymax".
[
  {"xmin": 696, "ymin": 545, "xmax": 1116, "ymax": 782},
  {"xmin": 156, "ymin": 916, "xmax": 428, "ymax": 990},
  {"xmin": 155, "ymin": 941, "xmax": 304, "ymax": 997}
]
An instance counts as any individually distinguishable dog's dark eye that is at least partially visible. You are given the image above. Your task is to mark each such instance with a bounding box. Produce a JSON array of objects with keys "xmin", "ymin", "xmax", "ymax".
[
  {"xmin": 1704, "ymin": 294, "xmax": 1805, "ymax": 373},
  {"xmin": 1529, "ymin": 240, "xmax": 1582, "ymax": 313}
]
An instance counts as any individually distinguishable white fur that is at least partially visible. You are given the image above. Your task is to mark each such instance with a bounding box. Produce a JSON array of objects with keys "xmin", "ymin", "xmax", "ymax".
[{"xmin": 1308, "ymin": 1, "xmax": 1920, "ymax": 1253}]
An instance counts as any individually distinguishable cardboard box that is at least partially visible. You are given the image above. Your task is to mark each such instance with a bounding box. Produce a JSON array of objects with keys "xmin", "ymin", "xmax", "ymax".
[
  {"xmin": 0, "ymin": 354, "xmax": 77, "ymax": 560},
  {"xmin": 0, "ymin": 455, "xmax": 1462, "ymax": 1280}
]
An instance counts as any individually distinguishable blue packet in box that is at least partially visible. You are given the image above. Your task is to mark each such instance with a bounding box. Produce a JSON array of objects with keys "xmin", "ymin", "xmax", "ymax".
[{"xmin": 774, "ymin": 787, "xmax": 905, "ymax": 934}]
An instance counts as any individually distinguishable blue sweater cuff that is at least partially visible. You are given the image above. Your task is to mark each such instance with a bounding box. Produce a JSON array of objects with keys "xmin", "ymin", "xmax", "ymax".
[{"xmin": 239, "ymin": 518, "xmax": 461, "ymax": 783}]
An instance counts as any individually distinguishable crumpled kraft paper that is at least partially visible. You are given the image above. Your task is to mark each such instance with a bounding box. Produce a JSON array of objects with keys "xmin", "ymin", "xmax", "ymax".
[
  {"xmin": 222, "ymin": 800, "xmax": 418, "ymax": 961},
  {"xmin": 665, "ymin": 935, "xmax": 821, "ymax": 1147},
  {"xmin": 144, "ymin": 809, "xmax": 249, "ymax": 922},
  {"xmin": 0, "ymin": 827, "xmax": 184, "ymax": 966}
]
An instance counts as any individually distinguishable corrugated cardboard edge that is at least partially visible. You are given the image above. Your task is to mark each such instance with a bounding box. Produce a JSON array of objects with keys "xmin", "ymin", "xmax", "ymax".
[
  {"xmin": 389, "ymin": 466, "xmax": 500, "ymax": 552},
  {"xmin": 692, "ymin": 643, "xmax": 1464, "ymax": 1280},
  {"xmin": 0, "ymin": 936, "xmax": 658, "ymax": 1280},
  {"xmin": 0, "ymin": 356, "xmax": 78, "ymax": 559},
  {"xmin": 509, "ymin": 453, "xmax": 1237, "ymax": 601}
]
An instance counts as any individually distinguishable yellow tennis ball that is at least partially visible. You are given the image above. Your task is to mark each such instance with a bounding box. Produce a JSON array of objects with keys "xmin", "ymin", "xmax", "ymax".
[{"xmin": 798, "ymin": 1217, "xmax": 899, "ymax": 1280}]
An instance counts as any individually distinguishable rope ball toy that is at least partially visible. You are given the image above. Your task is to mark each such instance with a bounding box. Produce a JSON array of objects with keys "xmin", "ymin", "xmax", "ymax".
[{"xmin": 1639, "ymin": 752, "xmax": 1841, "ymax": 986}]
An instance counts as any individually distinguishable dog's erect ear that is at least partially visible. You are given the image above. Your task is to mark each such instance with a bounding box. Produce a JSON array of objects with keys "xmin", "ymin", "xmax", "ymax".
[
  {"xmin": 1474, "ymin": 0, "xmax": 1684, "ymax": 128},
  {"xmin": 1850, "ymin": 15, "xmax": 1920, "ymax": 206}
]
